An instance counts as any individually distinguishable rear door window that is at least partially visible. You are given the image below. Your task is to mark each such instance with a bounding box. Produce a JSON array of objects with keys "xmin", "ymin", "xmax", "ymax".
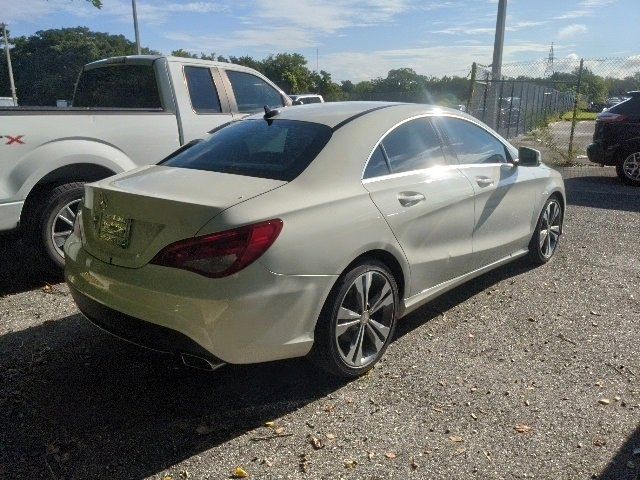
[
  {"xmin": 609, "ymin": 97, "xmax": 640, "ymax": 115},
  {"xmin": 227, "ymin": 70, "xmax": 284, "ymax": 113},
  {"xmin": 160, "ymin": 119, "xmax": 331, "ymax": 181},
  {"xmin": 184, "ymin": 66, "xmax": 222, "ymax": 113},
  {"xmin": 381, "ymin": 118, "xmax": 446, "ymax": 173},
  {"xmin": 74, "ymin": 64, "xmax": 161, "ymax": 108}
]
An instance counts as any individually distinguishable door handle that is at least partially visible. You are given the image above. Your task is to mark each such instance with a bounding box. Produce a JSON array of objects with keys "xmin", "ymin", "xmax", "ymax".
[
  {"xmin": 397, "ymin": 191, "xmax": 426, "ymax": 207},
  {"xmin": 475, "ymin": 176, "xmax": 494, "ymax": 187}
]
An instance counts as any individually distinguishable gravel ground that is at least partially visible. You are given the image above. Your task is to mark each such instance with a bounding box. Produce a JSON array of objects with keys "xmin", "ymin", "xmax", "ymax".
[{"xmin": 1, "ymin": 166, "xmax": 639, "ymax": 480}]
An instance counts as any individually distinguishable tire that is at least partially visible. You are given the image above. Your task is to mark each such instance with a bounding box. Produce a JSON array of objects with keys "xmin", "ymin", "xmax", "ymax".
[
  {"xmin": 528, "ymin": 195, "xmax": 563, "ymax": 265},
  {"xmin": 616, "ymin": 149, "xmax": 640, "ymax": 186},
  {"xmin": 309, "ymin": 260, "xmax": 399, "ymax": 378},
  {"xmin": 26, "ymin": 182, "xmax": 85, "ymax": 269}
]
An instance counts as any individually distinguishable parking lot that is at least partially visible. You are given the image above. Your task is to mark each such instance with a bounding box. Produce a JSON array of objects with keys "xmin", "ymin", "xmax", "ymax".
[{"xmin": 1, "ymin": 166, "xmax": 639, "ymax": 479}]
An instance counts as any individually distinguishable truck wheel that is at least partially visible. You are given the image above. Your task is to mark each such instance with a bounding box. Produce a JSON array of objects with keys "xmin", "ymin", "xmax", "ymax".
[
  {"xmin": 32, "ymin": 182, "xmax": 85, "ymax": 269},
  {"xmin": 616, "ymin": 150, "xmax": 640, "ymax": 186}
]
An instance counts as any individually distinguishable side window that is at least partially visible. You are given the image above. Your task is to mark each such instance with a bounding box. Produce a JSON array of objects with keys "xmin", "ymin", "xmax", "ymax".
[
  {"xmin": 438, "ymin": 117, "xmax": 508, "ymax": 164},
  {"xmin": 363, "ymin": 146, "xmax": 390, "ymax": 179},
  {"xmin": 227, "ymin": 70, "xmax": 284, "ymax": 113},
  {"xmin": 381, "ymin": 118, "xmax": 446, "ymax": 173},
  {"xmin": 184, "ymin": 66, "xmax": 222, "ymax": 113}
]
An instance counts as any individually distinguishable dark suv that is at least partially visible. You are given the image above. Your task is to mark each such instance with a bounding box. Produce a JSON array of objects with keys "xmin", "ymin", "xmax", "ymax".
[{"xmin": 587, "ymin": 91, "xmax": 640, "ymax": 186}]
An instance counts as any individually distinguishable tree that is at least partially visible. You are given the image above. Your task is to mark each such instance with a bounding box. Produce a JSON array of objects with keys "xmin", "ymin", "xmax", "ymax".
[{"xmin": 0, "ymin": 28, "xmax": 159, "ymax": 105}]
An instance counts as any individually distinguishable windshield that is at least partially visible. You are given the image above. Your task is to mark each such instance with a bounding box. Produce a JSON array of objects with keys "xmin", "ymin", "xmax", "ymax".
[{"xmin": 160, "ymin": 119, "xmax": 332, "ymax": 181}]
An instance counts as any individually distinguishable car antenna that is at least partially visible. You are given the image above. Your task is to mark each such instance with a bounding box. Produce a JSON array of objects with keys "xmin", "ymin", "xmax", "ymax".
[{"xmin": 263, "ymin": 105, "xmax": 280, "ymax": 120}]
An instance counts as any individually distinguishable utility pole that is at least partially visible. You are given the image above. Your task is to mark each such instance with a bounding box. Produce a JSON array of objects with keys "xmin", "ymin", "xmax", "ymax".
[
  {"xmin": 132, "ymin": 0, "xmax": 141, "ymax": 55},
  {"xmin": 488, "ymin": 0, "xmax": 507, "ymax": 129},
  {"xmin": 1, "ymin": 23, "xmax": 17, "ymax": 106},
  {"xmin": 491, "ymin": 0, "xmax": 507, "ymax": 81}
]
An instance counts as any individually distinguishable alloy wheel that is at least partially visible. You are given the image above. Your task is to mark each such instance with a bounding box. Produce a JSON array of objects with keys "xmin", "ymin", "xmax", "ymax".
[
  {"xmin": 334, "ymin": 271, "xmax": 395, "ymax": 368},
  {"xmin": 622, "ymin": 152, "xmax": 640, "ymax": 181},
  {"xmin": 50, "ymin": 199, "xmax": 81, "ymax": 258},
  {"xmin": 538, "ymin": 199, "xmax": 562, "ymax": 259}
]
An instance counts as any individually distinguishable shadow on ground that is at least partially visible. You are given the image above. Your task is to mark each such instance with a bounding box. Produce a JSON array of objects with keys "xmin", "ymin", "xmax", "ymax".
[
  {"xmin": 563, "ymin": 173, "xmax": 640, "ymax": 213},
  {"xmin": 0, "ymin": 234, "xmax": 62, "ymax": 295},
  {"xmin": 597, "ymin": 423, "xmax": 640, "ymax": 480},
  {"xmin": 0, "ymin": 257, "xmax": 537, "ymax": 479}
]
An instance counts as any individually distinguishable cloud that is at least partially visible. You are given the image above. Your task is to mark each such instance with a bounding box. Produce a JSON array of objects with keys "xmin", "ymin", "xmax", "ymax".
[
  {"xmin": 554, "ymin": 0, "xmax": 617, "ymax": 20},
  {"xmin": 558, "ymin": 24, "xmax": 587, "ymax": 39},
  {"xmin": 3, "ymin": 0, "xmax": 227, "ymax": 25},
  {"xmin": 320, "ymin": 42, "xmax": 551, "ymax": 82}
]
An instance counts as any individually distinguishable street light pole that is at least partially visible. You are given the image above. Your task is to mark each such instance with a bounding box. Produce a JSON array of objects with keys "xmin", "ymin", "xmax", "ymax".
[
  {"xmin": 131, "ymin": 0, "xmax": 141, "ymax": 55},
  {"xmin": 1, "ymin": 23, "xmax": 17, "ymax": 106}
]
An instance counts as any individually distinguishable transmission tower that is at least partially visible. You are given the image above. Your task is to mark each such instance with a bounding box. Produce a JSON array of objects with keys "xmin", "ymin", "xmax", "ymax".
[{"xmin": 545, "ymin": 42, "xmax": 555, "ymax": 77}]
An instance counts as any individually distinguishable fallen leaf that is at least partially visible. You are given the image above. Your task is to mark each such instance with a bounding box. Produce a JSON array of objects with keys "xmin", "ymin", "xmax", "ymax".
[
  {"xmin": 264, "ymin": 421, "xmax": 275, "ymax": 428},
  {"xmin": 308, "ymin": 435, "xmax": 324, "ymax": 450},
  {"xmin": 344, "ymin": 459, "xmax": 357, "ymax": 469},
  {"xmin": 231, "ymin": 466, "xmax": 249, "ymax": 478},
  {"xmin": 514, "ymin": 424, "xmax": 532, "ymax": 434},
  {"xmin": 593, "ymin": 438, "xmax": 607, "ymax": 447},
  {"xmin": 410, "ymin": 460, "xmax": 419, "ymax": 470},
  {"xmin": 599, "ymin": 398, "xmax": 611, "ymax": 405},
  {"xmin": 449, "ymin": 435, "xmax": 464, "ymax": 443},
  {"xmin": 385, "ymin": 451, "xmax": 397, "ymax": 459},
  {"xmin": 274, "ymin": 427, "xmax": 285, "ymax": 435},
  {"xmin": 367, "ymin": 451, "xmax": 375, "ymax": 461},
  {"xmin": 471, "ymin": 413, "xmax": 478, "ymax": 420},
  {"xmin": 325, "ymin": 433, "xmax": 336, "ymax": 440}
]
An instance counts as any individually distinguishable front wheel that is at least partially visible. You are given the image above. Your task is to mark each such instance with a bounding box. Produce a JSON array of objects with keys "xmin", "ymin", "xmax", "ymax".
[
  {"xmin": 616, "ymin": 150, "xmax": 640, "ymax": 186},
  {"xmin": 27, "ymin": 182, "xmax": 84, "ymax": 269},
  {"xmin": 529, "ymin": 196, "xmax": 563, "ymax": 265},
  {"xmin": 309, "ymin": 260, "xmax": 398, "ymax": 378}
]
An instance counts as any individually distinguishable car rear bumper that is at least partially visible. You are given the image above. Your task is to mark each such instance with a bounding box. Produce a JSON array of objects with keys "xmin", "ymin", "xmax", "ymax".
[
  {"xmin": 0, "ymin": 200, "xmax": 24, "ymax": 231},
  {"xmin": 587, "ymin": 142, "xmax": 616, "ymax": 166},
  {"xmin": 64, "ymin": 233, "xmax": 337, "ymax": 364}
]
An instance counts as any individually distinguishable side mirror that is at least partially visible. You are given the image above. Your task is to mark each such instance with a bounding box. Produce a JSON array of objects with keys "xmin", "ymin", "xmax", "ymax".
[
  {"xmin": 517, "ymin": 146, "xmax": 541, "ymax": 167},
  {"xmin": 292, "ymin": 99, "xmax": 304, "ymax": 105}
]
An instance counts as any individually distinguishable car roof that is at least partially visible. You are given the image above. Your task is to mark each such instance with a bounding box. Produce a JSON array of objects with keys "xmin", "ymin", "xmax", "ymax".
[{"xmin": 250, "ymin": 101, "xmax": 466, "ymax": 129}]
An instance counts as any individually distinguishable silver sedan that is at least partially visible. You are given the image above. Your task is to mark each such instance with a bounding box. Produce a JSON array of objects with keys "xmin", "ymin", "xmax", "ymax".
[{"xmin": 65, "ymin": 102, "xmax": 565, "ymax": 378}]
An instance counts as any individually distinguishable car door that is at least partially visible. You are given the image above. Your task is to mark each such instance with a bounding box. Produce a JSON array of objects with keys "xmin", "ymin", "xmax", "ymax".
[
  {"xmin": 223, "ymin": 69, "xmax": 287, "ymax": 119},
  {"xmin": 168, "ymin": 63, "xmax": 234, "ymax": 143},
  {"xmin": 362, "ymin": 117, "xmax": 476, "ymax": 296},
  {"xmin": 435, "ymin": 116, "xmax": 537, "ymax": 269}
]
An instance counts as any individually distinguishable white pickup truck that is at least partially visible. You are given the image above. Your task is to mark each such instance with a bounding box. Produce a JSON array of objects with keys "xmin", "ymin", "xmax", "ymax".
[{"xmin": 0, "ymin": 55, "xmax": 291, "ymax": 267}]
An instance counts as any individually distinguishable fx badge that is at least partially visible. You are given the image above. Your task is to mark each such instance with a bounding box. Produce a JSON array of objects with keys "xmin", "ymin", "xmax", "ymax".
[{"xmin": 1, "ymin": 135, "xmax": 25, "ymax": 145}]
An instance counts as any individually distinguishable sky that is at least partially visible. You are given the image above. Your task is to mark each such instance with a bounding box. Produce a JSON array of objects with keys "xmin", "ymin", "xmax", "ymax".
[{"xmin": 2, "ymin": 0, "xmax": 639, "ymax": 82}]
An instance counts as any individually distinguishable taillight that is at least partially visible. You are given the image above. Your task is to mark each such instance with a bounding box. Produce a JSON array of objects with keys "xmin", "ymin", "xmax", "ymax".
[
  {"xmin": 150, "ymin": 219, "xmax": 283, "ymax": 278},
  {"xmin": 597, "ymin": 112, "xmax": 628, "ymax": 123}
]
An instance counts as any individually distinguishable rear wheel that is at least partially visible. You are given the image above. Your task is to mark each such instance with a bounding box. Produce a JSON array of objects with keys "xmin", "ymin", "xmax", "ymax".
[
  {"xmin": 529, "ymin": 196, "xmax": 563, "ymax": 265},
  {"xmin": 309, "ymin": 260, "xmax": 398, "ymax": 378},
  {"xmin": 26, "ymin": 182, "xmax": 84, "ymax": 269},
  {"xmin": 616, "ymin": 150, "xmax": 640, "ymax": 186}
]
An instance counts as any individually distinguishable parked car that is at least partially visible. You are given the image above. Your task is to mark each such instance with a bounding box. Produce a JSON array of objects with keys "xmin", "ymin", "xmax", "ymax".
[
  {"xmin": 0, "ymin": 96, "xmax": 16, "ymax": 106},
  {"xmin": 0, "ymin": 55, "xmax": 291, "ymax": 267},
  {"xmin": 290, "ymin": 94, "xmax": 324, "ymax": 104},
  {"xmin": 587, "ymin": 91, "xmax": 640, "ymax": 186},
  {"xmin": 65, "ymin": 101, "xmax": 565, "ymax": 378}
]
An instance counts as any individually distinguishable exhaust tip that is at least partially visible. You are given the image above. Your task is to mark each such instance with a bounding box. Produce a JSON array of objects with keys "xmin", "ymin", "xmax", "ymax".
[{"xmin": 180, "ymin": 353, "xmax": 225, "ymax": 371}]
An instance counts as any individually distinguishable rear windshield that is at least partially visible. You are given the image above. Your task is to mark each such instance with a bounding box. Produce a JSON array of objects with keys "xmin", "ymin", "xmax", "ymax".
[
  {"xmin": 160, "ymin": 119, "xmax": 332, "ymax": 181},
  {"xmin": 73, "ymin": 64, "xmax": 162, "ymax": 109},
  {"xmin": 609, "ymin": 97, "xmax": 639, "ymax": 115}
]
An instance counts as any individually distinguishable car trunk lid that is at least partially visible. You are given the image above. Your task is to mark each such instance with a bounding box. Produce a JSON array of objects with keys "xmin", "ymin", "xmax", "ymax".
[{"xmin": 81, "ymin": 165, "xmax": 285, "ymax": 268}]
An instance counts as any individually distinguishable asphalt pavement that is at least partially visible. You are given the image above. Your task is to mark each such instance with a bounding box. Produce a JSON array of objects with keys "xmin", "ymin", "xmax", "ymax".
[{"xmin": 1, "ymin": 166, "xmax": 639, "ymax": 480}]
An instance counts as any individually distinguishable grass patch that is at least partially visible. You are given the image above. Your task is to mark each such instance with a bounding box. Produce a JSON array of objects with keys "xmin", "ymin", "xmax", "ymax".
[{"xmin": 560, "ymin": 110, "xmax": 597, "ymax": 121}]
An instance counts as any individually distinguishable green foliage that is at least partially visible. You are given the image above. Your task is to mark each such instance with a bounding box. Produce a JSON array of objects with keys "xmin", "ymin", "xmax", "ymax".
[{"xmin": 0, "ymin": 27, "xmax": 159, "ymax": 105}]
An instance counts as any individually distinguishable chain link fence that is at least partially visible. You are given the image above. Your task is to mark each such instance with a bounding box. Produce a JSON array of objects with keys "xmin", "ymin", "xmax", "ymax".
[{"xmin": 468, "ymin": 56, "xmax": 640, "ymax": 163}]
